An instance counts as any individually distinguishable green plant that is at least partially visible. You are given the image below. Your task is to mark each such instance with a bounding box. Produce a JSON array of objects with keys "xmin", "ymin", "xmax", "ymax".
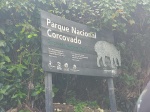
[
  {"xmin": 0, "ymin": 84, "xmax": 12, "ymax": 106},
  {"xmin": 74, "ymin": 102, "xmax": 87, "ymax": 112},
  {"xmin": 19, "ymin": 110, "xmax": 30, "ymax": 112},
  {"xmin": 67, "ymin": 97, "xmax": 99, "ymax": 112},
  {"xmin": 66, "ymin": 97, "xmax": 87, "ymax": 112}
]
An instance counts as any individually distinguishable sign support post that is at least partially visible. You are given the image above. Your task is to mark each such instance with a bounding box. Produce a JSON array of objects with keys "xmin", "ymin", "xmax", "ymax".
[
  {"xmin": 107, "ymin": 76, "xmax": 117, "ymax": 112},
  {"xmin": 45, "ymin": 73, "xmax": 53, "ymax": 112}
]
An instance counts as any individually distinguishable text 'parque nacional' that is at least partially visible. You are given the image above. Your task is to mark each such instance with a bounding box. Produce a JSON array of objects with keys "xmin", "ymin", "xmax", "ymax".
[{"xmin": 46, "ymin": 18, "xmax": 96, "ymax": 45}]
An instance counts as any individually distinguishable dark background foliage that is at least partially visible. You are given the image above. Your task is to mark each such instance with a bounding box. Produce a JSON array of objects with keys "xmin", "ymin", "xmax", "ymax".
[{"xmin": 1, "ymin": 0, "xmax": 150, "ymax": 112}]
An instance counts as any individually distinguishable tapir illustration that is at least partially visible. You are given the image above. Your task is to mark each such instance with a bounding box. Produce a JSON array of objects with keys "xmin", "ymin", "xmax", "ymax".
[{"xmin": 94, "ymin": 41, "xmax": 121, "ymax": 68}]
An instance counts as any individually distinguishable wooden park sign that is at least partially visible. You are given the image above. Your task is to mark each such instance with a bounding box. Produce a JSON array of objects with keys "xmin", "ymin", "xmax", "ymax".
[
  {"xmin": 41, "ymin": 10, "xmax": 121, "ymax": 77},
  {"xmin": 40, "ymin": 10, "xmax": 121, "ymax": 112}
]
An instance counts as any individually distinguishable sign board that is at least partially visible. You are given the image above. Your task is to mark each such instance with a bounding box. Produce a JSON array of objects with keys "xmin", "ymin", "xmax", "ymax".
[{"xmin": 41, "ymin": 10, "xmax": 121, "ymax": 77}]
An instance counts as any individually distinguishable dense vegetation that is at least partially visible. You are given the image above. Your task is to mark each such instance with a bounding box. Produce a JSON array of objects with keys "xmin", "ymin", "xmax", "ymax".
[{"xmin": 0, "ymin": 0, "xmax": 150, "ymax": 111}]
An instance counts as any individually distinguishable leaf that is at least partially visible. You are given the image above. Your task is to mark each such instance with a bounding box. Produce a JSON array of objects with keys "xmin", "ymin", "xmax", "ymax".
[
  {"xmin": 0, "ymin": 85, "xmax": 11, "ymax": 95},
  {"xmin": 27, "ymin": 35, "xmax": 32, "ymax": 38},
  {"xmin": 17, "ymin": 64, "xmax": 27, "ymax": 76},
  {"xmin": 129, "ymin": 19, "xmax": 135, "ymax": 25},
  {"xmin": 0, "ymin": 94, "xmax": 3, "ymax": 100},
  {"xmin": 0, "ymin": 62, "xmax": 5, "ymax": 69},
  {"xmin": 7, "ymin": 66, "xmax": 16, "ymax": 73},
  {"xmin": 21, "ymin": 27, "xmax": 25, "ymax": 34},
  {"xmin": 31, "ymin": 91, "xmax": 38, "ymax": 96},
  {"xmin": 112, "ymin": 24, "xmax": 118, "ymax": 27},
  {"xmin": 11, "ymin": 94, "xmax": 18, "ymax": 99},
  {"xmin": 0, "ymin": 28, "xmax": 5, "ymax": 35},
  {"xmin": 0, "ymin": 40, "xmax": 6, "ymax": 47},
  {"xmin": 62, "ymin": 0, "xmax": 66, "ymax": 4},
  {"xmin": 33, "ymin": 34, "xmax": 38, "ymax": 36},
  {"xmin": 4, "ymin": 56, "xmax": 11, "ymax": 62}
]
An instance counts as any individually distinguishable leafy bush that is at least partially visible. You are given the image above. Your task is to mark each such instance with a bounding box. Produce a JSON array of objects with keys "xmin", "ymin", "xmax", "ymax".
[{"xmin": 1, "ymin": 0, "xmax": 150, "ymax": 111}]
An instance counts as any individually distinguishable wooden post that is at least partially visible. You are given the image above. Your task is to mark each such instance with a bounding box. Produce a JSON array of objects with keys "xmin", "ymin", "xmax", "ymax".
[
  {"xmin": 107, "ymin": 77, "xmax": 117, "ymax": 112},
  {"xmin": 45, "ymin": 73, "xmax": 53, "ymax": 112}
]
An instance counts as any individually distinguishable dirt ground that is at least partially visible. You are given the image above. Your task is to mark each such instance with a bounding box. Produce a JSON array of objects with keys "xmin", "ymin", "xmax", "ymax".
[{"xmin": 6, "ymin": 103, "xmax": 122, "ymax": 112}]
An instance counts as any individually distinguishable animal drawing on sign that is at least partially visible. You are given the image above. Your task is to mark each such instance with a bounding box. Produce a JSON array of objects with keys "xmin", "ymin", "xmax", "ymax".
[{"xmin": 94, "ymin": 41, "xmax": 121, "ymax": 68}]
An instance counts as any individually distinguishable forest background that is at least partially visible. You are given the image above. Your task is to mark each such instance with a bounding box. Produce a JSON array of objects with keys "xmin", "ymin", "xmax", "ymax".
[{"xmin": 1, "ymin": 0, "xmax": 150, "ymax": 112}]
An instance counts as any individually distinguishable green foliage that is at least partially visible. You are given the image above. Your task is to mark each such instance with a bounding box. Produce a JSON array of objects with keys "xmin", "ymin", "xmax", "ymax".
[
  {"xmin": 31, "ymin": 83, "xmax": 44, "ymax": 97},
  {"xmin": 120, "ymin": 73, "xmax": 137, "ymax": 86},
  {"xmin": 74, "ymin": 102, "xmax": 87, "ymax": 112},
  {"xmin": 19, "ymin": 110, "xmax": 30, "ymax": 112},
  {"xmin": 0, "ymin": 84, "xmax": 12, "ymax": 102},
  {"xmin": 0, "ymin": 0, "xmax": 150, "ymax": 111},
  {"xmin": 0, "ymin": 0, "xmax": 43, "ymax": 110},
  {"xmin": 52, "ymin": 85, "xmax": 59, "ymax": 97},
  {"xmin": 67, "ymin": 97, "xmax": 99, "ymax": 112}
]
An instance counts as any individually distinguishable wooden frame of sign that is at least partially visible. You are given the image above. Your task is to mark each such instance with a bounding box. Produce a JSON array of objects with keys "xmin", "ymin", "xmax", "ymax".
[{"xmin": 41, "ymin": 10, "xmax": 119, "ymax": 112}]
